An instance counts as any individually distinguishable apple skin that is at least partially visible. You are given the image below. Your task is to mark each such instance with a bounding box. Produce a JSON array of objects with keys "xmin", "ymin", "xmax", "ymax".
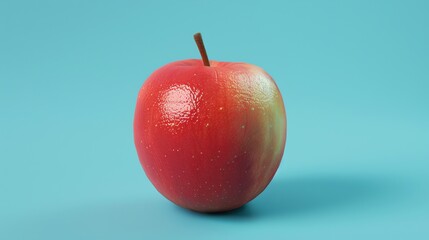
[{"xmin": 134, "ymin": 59, "xmax": 286, "ymax": 212}]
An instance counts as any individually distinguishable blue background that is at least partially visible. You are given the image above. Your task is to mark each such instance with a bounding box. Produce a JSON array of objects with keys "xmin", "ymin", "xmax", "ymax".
[{"xmin": 1, "ymin": 0, "xmax": 428, "ymax": 239}]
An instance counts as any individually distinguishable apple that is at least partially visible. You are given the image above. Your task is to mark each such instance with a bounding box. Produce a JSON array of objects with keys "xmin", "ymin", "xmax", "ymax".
[{"xmin": 134, "ymin": 33, "xmax": 286, "ymax": 212}]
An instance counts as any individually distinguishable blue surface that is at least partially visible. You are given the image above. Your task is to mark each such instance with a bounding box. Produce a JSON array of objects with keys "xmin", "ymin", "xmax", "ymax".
[{"xmin": 1, "ymin": 0, "xmax": 428, "ymax": 239}]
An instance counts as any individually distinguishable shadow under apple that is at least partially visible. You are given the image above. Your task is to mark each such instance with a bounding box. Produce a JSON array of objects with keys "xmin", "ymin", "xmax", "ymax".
[{"xmin": 184, "ymin": 173, "xmax": 401, "ymax": 220}]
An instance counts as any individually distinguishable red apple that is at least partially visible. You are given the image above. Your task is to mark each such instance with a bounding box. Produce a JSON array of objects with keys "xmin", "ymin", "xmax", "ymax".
[{"xmin": 134, "ymin": 33, "xmax": 286, "ymax": 212}]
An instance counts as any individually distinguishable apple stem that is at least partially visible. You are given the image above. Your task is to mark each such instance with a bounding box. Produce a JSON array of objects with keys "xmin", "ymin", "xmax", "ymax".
[{"xmin": 194, "ymin": 32, "xmax": 210, "ymax": 67}]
